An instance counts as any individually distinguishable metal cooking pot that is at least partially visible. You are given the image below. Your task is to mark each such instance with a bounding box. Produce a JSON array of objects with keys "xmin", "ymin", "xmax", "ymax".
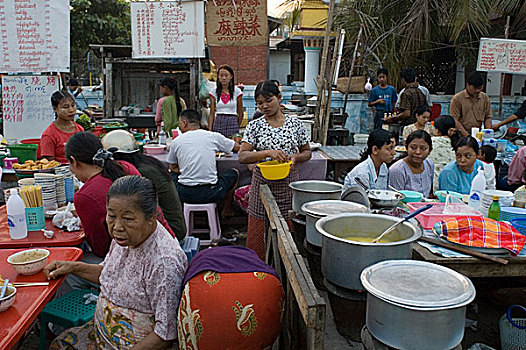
[
  {"xmin": 368, "ymin": 189, "xmax": 405, "ymax": 208},
  {"xmin": 316, "ymin": 213, "xmax": 421, "ymax": 291},
  {"xmin": 302, "ymin": 200, "xmax": 369, "ymax": 247},
  {"xmin": 289, "ymin": 180, "xmax": 343, "ymax": 215},
  {"xmin": 361, "ymin": 260, "xmax": 476, "ymax": 350}
]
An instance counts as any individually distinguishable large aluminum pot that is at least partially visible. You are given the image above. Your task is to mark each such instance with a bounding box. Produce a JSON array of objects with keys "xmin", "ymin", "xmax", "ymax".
[
  {"xmin": 302, "ymin": 200, "xmax": 369, "ymax": 247},
  {"xmin": 289, "ymin": 180, "xmax": 343, "ymax": 215},
  {"xmin": 361, "ymin": 260, "xmax": 476, "ymax": 350},
  {"xmin": 368, "ymin": 189, "xmax": 405, "ymax": 208},
  {"xmin": 316, "ymin": 213, "xmax": 421, "ymax": 291}
]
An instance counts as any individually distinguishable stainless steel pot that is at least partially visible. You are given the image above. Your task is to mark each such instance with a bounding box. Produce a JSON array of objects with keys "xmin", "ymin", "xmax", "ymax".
[
  {"xmin": 289, "ymin": 180, "xmax": 343, "ymax": 215},
  {"xmin": 361, "ymin": 260, "xmax": 476, "ymax": 350},
  {"xmin": 302, "ymin": 200, "xmax": 369, "ymax": 247},
  {"xmin": 368, "ymin": 189, "xmax": 405, "ymax": 208},
  {"xmin": 316, "ymin": 213, "xmax": 421, "ymax": 291}
]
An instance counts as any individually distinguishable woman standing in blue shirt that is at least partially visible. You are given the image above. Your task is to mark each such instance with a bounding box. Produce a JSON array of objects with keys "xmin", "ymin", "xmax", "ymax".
[
  {"xmin": 438, "ymin": 136, "xmax": 484, "ymax": 194},
  {"xmin": 368, "ymin": 68, "xmax": 398, "ymax": 130}
]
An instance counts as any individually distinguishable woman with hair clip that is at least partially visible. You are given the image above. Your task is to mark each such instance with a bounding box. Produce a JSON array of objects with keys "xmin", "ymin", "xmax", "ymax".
[
  {"xmin": 40, "ymin": 91, "xmax": 84, "ymax": 164},
  {"xmin": 156, "ymin": 76, "xmax": 186, "ymax": 136},
  {"xmin": 401, "ymin": 105, "xmax": 434, "ymax": 142},
  {"xmin": 429, "ymin": 115, "xmax": 461, "ymax": 192},
  {"xmin": 208, "ymin": 65, "xmax": 244, "ymax": 137},
  {"xmin": 239, "ymin": 80, "xmax": 311, "ymax": 260}
]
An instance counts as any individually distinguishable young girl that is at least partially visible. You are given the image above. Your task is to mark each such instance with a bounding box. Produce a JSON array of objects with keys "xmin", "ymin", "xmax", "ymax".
[
  {"xmin": 390, "ymin": 130, "xmax": 434, "ymax": 198},
  {"xmin": 40, "ymin": 91, "xmax": 84, "ymax": 164},
  {"xmin": 402, "ymin": 105, "xmax": 434, "ymax": 141},
  {"xmin": 239, "ymin": 81, "xmax": 311, "ymax": 260},
  {"xmin": 208, "ymin": 65, "xmax": 244, "ymax": 137},
  {"xmin": 438, "ymin": 136, "xmax": 485, "ymax": 195},
  {"xmin": 343, "ymin": 129, "xmax": 395, "ymax": 192},
  {"xmin": 156, "ymin": 77, "xmax": 186, "ymax": 136}
]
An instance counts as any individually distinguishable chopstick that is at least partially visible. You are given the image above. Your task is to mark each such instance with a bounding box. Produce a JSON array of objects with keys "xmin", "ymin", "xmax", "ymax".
[{"xmin": 11, "ymin": 282, "xmax": 50, "ymax": 287}]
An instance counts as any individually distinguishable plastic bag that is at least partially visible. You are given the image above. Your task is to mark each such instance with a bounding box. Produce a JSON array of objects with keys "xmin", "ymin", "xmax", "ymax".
[
  {"xmin": 52, "ymin": 203, "xmax": 81, "ymax": 231},
  {"xmin": 443, "ymin": 194, "xmax": 478, "ymax": 215},
  {"xmin": 199, "ymin": 75, "xmax": 216, "ymax": 100}
]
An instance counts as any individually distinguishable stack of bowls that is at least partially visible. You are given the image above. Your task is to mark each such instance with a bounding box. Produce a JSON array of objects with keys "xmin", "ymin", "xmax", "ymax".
[
  {"xmin": 501, "ymin": 207, "xmax": 526, "ymax": 223},
  {"xmin": 354, "ymin": 134, "xmax": 369, "ymax": 146},
  {"xmin": 480, "ymin": 190, "xmax": 514, "ymax": 216},
  {"xmin": 55, "ymin": 167, "xmax": 72, "ymax": 205},
  {"xmin": 34, "ymin": 173, "xmax": 57, "ymax": 211}
]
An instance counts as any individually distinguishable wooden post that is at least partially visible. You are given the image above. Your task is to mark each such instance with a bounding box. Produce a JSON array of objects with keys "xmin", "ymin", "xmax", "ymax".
[
  {"xmin": 320, "ymin": 29, "xmax": 343, "ymax": 146},
  {"xmin": 313, "ymin": 0, "xmax": 335, "ymax": 142},
  {"xmin": 498, "ymin": 16, "xmax": 510, "ymax": 120},
  {"xmin": 342, "ymin": 24, "xmax": 363, "ymax": 115},
  {"xmin": 189, "ymin": 59, "xmax": 197, "ymax": 110}
]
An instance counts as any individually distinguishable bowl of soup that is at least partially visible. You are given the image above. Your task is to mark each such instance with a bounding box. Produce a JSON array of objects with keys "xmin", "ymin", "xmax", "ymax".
[
  {"xmin": 7, "ymin": 248, "xmax": 50, "ymax": 275},
  {"xmin": 0, "ymin": 285, "xmax": 17, "ymax": 312}
]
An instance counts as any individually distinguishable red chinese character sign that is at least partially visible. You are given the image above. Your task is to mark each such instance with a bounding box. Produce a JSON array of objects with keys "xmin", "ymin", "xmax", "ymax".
[
  {"xmin": 477, "ymin": 38, "xmax": 526, "ymax": 74},
  {"xmin": 1, "ymin": 75, "xmax": 59, "ymax": 141},
  {"xmin": 206, "ymin": 0, "xmax": 268, "ymax": 47},
  {"xmin": 130, "ymin": 1, "xmax": 205, "ymax": 58}
]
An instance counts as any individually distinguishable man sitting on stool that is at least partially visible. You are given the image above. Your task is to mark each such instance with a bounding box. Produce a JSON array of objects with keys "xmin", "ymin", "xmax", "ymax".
[{"xmin": 168, "ymin": 109, "xmax": 239, "ymax": 215}]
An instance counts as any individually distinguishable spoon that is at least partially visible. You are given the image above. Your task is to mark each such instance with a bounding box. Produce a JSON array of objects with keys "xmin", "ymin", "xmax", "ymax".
[
  {"xmin": 0, "ymin": 279, "xmax": 9, "ymax": 299},
  {"xmin": 388, "ymin": 185, "xmax": 404, "ymax": 195},
  {"xmin": 372, "ymin": 204, "xmax": 433, "ymax": 243}
]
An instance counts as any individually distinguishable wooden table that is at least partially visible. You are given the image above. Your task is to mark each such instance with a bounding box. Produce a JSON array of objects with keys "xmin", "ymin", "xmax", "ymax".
[
  {"xmin": 413, "ymin": 243, "xmax": 526, "ymax": 278},
  {"xmin": 0, "ymin": 247, "xmax": 83, "ymax": 349},
  {"xmin": 0, "ymin": 206, "xmax": 85, "ymax": 249},
  {"xmin": 318, "ymin": 145, "xmax": 363, "ymax": 181}
]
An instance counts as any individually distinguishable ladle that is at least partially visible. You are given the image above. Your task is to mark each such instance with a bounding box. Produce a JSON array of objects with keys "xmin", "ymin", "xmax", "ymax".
[{"xmin": 372, "ymin": 204, "xmax": 432, "ymax": 243}]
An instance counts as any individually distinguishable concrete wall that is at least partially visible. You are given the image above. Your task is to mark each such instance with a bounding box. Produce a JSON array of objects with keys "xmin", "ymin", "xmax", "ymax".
[{"xmin": 269, "ymin": 50, "xmax": 291, "ymax": 85}]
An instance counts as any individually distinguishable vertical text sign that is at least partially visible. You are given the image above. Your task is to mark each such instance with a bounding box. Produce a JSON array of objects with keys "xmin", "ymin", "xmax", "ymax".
[
  {"xmin": 130, "ymin": 1, "xmax": 205, "ymax": 58},
  {"xmin": 0, "ymin": 0, "xmax": 70, "ymax": 73},
  {"xmin": 477, "ymin": 38, "xmax": 526, "ymax": 74},
  {"xmin": 2, "ymin": 75, "xmax": 59, "ymax": 141},
  {"xmin": 206, "ymin": 0, "xmax": 268, "ymax": 47}
]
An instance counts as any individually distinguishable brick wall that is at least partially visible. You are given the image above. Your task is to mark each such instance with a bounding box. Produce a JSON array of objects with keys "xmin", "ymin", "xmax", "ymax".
[{"xmin": 210, "ymin": 45, "xmax": 267, "ymax": 85}]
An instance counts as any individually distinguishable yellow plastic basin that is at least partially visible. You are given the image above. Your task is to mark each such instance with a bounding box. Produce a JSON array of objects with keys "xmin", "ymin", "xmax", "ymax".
[{"xmin": 257, "ymin": 160, "xmax": 292, "ymax": 180}]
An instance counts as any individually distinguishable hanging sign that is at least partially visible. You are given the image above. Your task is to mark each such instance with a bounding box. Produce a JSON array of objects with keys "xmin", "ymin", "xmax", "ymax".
[
  {"xmin": 130, "ymin": 1, "xmax": 205, "ymax": 58},
  {"xmin": 206, "ymin": 0, "xmax": 268, "ymax": 47},
  {"xmin": 477, "ymin": 38, "xmax": 526, "ymax": 74}
]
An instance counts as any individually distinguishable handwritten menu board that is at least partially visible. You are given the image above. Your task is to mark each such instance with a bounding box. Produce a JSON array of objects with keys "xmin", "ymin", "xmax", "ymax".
[
  {"xmin": 206, "ymin": 0, "xmax": 268, "ymax": 47},
  {"xmin": 0, "ymin": 0, "xmax": 70, "ymax": 73},
  {"xmin": 477, "ymin": 38, "xmax": 526, "ymax": 74},
  {"xmin": 130, "ymin": 1, "xmax": 205, "ymax": 58},
  {"xmin": 2, "ymin": 75, "xmax": 59, "ymax": 141}
]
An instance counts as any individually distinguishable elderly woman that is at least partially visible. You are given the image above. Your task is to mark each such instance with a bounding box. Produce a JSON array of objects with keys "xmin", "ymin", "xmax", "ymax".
[{"xmin": 45, "ymin": 176, "xmax": 188, "ymax": 349}]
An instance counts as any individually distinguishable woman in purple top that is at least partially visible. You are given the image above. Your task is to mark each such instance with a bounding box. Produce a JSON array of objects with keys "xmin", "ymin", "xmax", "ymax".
[{"xmin": 389, "ymin": 130, "xmax": 434, "ymax": 198}]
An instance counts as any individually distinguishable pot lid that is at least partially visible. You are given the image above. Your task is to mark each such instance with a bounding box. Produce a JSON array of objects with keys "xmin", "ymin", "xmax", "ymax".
[
  {"xmin": 341, "ymin": 186, "xmax": 370, "ymax": 208},
  {"xmin": 361, "ymin": 260, "xmax": 476, "ymax": 309},
  {"xmin": 302, "ymin": 200, "xmax": 368, "ymax": 217}
]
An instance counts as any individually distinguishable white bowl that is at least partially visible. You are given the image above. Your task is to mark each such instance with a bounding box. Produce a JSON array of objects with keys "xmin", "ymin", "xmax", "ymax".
[
  {"xmin": 0, "ymin": 285, "xmax": 17, "ymax": 312},
  {"xmin": 7, "ymin": 249, "xmax": 50, "ymax": 275}
]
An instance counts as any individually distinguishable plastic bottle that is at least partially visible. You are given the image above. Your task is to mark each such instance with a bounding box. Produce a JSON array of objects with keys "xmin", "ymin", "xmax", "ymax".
[
  {"xmin": 468, "ymin": 168, "xmax": 486, "ymax": 211},
  {"xmin": 158, "ymin": 122, "xmax": 166, "ymax": 145},
  {"xmin": 488, "ymin": 196, "xmax": 501, "ymax": 220},
  {"xmin": 7, "ymin": 189, "xmax": 28, "ymax": 239}
]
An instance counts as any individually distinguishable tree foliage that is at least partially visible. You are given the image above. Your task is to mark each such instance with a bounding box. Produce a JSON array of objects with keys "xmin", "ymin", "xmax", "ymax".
[{"xmin": 70, "ymin": 0, "xmax": 131, "ymax": 61}]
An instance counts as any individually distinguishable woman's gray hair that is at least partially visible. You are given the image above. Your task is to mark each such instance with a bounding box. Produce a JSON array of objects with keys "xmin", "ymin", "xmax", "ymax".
[{"xmin": 107, "ymin": 175, "xmax": 158, "ymax": 218}]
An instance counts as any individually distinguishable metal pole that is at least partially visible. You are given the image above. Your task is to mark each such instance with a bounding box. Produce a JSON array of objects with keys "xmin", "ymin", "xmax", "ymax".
[{"xmin": 342, "ymin": 24, "xmax": 363, "ymax": 114}]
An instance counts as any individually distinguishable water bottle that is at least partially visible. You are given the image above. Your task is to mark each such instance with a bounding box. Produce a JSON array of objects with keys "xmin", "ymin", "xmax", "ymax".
[
  {"xmin": 159, "ymin": 122, "xmax": 166, "ymax": 145},
  {"xmin": 7, "ymin": 189, "xmax": 28, "ymax": 239},
  {"xmin": 468, "ymin": 168, "xmax": 486, "ymax": 212}
]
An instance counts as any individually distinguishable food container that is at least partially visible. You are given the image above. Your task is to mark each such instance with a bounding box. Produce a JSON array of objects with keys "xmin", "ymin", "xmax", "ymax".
[
  {"xmin": 7, "ymin": 248, "xmax": 50, "ymax": 275},
  {"xmin": 0, "ymin": 285, "xmax": 17, "ymax": 312},
  {"xmin": 290, "ymin": 180, "xmax": 343, "ymax": 215},
  {"xmin": 256, "ymin": 160, "xmax": 292, "ymax": 180},
  {"xmin": 143, "ymin": 144, "xmax": 166, "ymax": 155},
  {"xmin": 302, "ymin": 200, "xmax": 368, "ymax": 247},
  {"xmin": 435, "ymin": 190, "xmax": 463, "ymax": 203},
  {"xmin": 316, "ymin": 213, "xmax": 421, "ymax": 291},
  {"xmin": 368, "ymin": 189, "xmax": 405, "ymax": 208},
  {"xmin": 3, "ymin": 157, "xmax": 18, "ymax": 170},
  {"xmin": 361, "ymin": 260, "xmax": 476, "ymax": 350},
  {"xmin": 408, "ymin": 202, "xmax": 482, "ymax": 229},
  {"xmin": 399, "ymin": 190, "xmax": 423, "ymax": 203}
]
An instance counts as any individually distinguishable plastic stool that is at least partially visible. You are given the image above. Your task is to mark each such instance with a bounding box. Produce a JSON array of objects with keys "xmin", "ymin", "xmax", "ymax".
[
  {"xmin": 39, "ymin": 289, "xmax": 99, "ymax": 350},
  {"xmin": 183, "ymin": 203, "xmax": 221, "ymax": 246},
  {"xmin": 181, "ymin": 236, "xmax": 200, "ymax": 262}
]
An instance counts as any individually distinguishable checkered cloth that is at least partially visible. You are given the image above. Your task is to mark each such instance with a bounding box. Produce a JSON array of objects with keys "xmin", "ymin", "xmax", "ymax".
[
  {"xmin": 434, "ymin": 216, "xmax": 526, "ymax": 256},
  {"xmin": 248, "ymin": 166, "xmax": 298, "ymax": 220},
  {"xmin": 212, "ymin": 114, "xmax": 239, "ymax": 138}
]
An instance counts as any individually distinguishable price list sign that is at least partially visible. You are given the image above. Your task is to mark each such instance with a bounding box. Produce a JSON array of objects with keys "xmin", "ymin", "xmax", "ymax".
[
  {"xmin": 206, "ymin": 0, "xmax": 268, "ymax": 47},
  {"xmin": 2, "ymin": 75, "xmax": 59, "ymax": 141},
  {"xmin": 130, "ymin": 1, "xmax": 205, "ymax": 58},
  {"xmin": 477, "ymin": 38, "xmax": 526, "ymax": 74},
  {"xmin": 0, "ymin": 0, "xmax": 70, "ymax": 73}
]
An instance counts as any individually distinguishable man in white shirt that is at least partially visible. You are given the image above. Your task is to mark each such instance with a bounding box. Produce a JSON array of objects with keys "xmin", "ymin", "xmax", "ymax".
[{"xmin": 168, "ymin": 109, "xmax": 240, "ymax": 208}]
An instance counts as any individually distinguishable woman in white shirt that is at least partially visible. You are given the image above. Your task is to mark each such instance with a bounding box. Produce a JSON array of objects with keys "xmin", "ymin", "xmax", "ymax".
[
  {"xmin": 208, "ymin": 65, "xmax": 244, "ymax": 137},
  {"xmin": 428, "ymin": 115, "xmax": 460, "ymax": 192}
]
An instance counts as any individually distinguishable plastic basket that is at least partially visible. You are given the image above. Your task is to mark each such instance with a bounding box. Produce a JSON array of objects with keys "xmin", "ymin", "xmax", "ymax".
[
  {"xmin": 25, "ymin": 206, "xmax": 45, "ymax": 231},
  {"xmin": 7, "ymin": 144, "xmax": 38, "ymax": 163},
  {"xmin": 511, "ymin": 218, "xmax": 526, "ymax": 236},
  {"xmin": 499, "ymin": 305, "xmax": 526, "ymax": 350}
]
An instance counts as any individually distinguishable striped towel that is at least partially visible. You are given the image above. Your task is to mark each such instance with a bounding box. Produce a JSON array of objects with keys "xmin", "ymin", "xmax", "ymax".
[{"xmin": 434, "ymin": 216, "xmax": 526, "ymax": 256}]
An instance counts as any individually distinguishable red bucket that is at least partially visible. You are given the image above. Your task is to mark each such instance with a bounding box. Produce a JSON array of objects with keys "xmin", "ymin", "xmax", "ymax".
[{"xmin": 21, "ymin": 138, "xmax": 41, "ymax": 158}]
